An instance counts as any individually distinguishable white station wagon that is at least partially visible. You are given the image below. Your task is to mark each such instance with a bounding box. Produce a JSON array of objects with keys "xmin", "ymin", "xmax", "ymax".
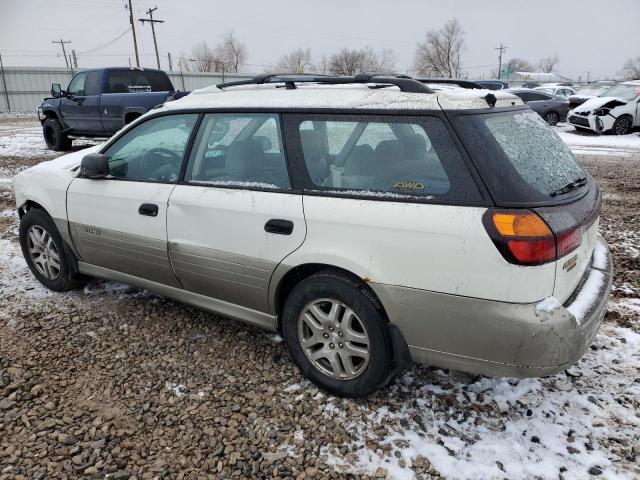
[{"xmin": 13, "ymin": 74, "xmax": 612, "ymax": 397}]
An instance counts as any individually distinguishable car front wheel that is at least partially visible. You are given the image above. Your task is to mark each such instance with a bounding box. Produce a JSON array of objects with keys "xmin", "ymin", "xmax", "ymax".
[
  {"xmin": 282, "ymin": 271, "xmax": 394, "ymax": 397},
  {"xmin": 543, "ymin": 111, "xmax": 560, "ymax": 126},
  {"xmin": 612, "ymin": 115, "xmax": 633, "ymax": 135},
  {"xmin": 19, "ymin": 208, "xmax": 86, "ymax": 291}
]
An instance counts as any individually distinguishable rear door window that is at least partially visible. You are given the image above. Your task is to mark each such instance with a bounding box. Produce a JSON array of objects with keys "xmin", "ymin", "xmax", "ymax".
[{"xmin": 289, "ymin": 115, "xmax": 482, "ymax": 202}]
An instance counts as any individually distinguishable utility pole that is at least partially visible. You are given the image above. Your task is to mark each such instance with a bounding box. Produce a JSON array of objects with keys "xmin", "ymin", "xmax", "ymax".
[
  {"xmin": 0, "ymin": 54, "xmax": 10, "ymax": 111},
  {"xmin": 52, "ymin": 39, "xmax": 71, "ymax": 68},
  {"xmin": 139, "ymin": 7, "xmax": 164, "ymax": 69},
  {"xmin": 495, "ymin": 43, "xmax": 507, "ymax": 79},
  {"xmin": 167, "ymin": 52, "xmax": 173, "ymax": 71},
  {"xmin": 72, "ymin": 49, "xmax": 78, "ymax": 68},
  {"xmin": 127, "ymin": 0, "xmax": 140, "ymax": 67}
]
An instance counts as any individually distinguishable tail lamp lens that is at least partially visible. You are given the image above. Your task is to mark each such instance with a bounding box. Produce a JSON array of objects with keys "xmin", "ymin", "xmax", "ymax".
[{"xmin": 483, "ymin": 210, "xmax": 557, "ymax": 265}]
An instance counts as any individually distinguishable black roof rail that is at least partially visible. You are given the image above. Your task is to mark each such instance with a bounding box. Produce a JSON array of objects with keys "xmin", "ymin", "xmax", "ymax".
[
  {"xmin": 217, "ymin": 73, "xmax": 434, "ymax": 94},
  {"xmin": 417, "ymin": 78, "xmax": 483, "ymax": 89}
]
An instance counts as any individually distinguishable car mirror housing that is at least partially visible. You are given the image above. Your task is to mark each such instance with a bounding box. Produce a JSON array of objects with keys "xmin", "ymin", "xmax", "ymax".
[
  {"xmin": 80, "ymin": 153, "xmax": 110, "ymax": 179},
  {"xmin": 51, "ymin": 83, "xmax": 63, "ymax": 98}
]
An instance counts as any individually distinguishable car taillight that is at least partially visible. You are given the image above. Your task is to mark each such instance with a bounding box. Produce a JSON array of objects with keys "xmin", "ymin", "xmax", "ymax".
[{"xmin": 483, "ymin": 209, "xmax": 581, "ymax": 266}]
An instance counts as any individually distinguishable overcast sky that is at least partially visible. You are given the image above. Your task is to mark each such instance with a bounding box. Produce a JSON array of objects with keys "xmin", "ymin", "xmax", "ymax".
[{"xmin": 1, "ymin": 0, "xmax": 638, "ymax": 80}]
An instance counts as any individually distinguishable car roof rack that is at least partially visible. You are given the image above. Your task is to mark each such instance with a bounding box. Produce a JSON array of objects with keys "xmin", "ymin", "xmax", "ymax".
[
  {"xmin": 217, "ymin": 73, "xmax": 435, "ymax": 94},
  {"xmin": 416, "ymin": 78, "xmax": 483, "ymax": 89}
]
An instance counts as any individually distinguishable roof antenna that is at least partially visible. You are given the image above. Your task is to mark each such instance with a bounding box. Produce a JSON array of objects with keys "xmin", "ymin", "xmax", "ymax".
[{"xmin": 484, "ymin": 93, "xmax": 497, "ymax": 108}]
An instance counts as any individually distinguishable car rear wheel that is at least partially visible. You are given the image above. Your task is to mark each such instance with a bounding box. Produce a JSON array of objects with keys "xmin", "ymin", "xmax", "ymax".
[
  {"xmin": 612, "ymin": 115, "xmax": 633, "ymax": 135},
  {"xmin": 43, "ymin": 118, "xmax": 72, "ymax": 151},
  {"xmin": 282, "ymin": 271, "xmax": 394, "ymax": 397},
  {"xmin": 543, "ymin": 111, "xmax": 560, "ymax": 126},
  {"xmin": 19, "ymin": 209, "xmax": 86, "ymax": 291}
]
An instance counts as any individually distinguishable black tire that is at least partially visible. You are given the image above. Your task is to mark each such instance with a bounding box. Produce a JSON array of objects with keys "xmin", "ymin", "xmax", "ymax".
[
  {"xmin": 611, "ymin": 115, "xmax": 633, "ymax": 135},
  {"xmin": 42, "ymin": 118, "xmax": 72, "ymax": 151},
  {"xmin": 19, "ymin": 208, "xmax": 86, "ymax": 292},
  {"xmin": 543, "ymin": 111, "xmax": 560, "ymax": 126},
  {"xmin": 281, "ymin": 271, "xmax": 394, "ymax": 397}
]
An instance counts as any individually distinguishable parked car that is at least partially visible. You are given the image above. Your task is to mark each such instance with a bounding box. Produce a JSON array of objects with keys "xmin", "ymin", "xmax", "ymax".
[
  {"xmin": 475, "ymin": 79, "xmax": 509, "ymax": 90},
  {"xmin": 507, "ymin": 89, "xmax": 570, "ymax": 125},
  {"xmin": 521, "ymin": 82, "xmax": 541, "ymax": 89},
  {"xmin": 14, "ymin": 74, "xmax": 612, "ymax": 397},
  {"xmin": 534, "ymin": 85, "xmax": 575, "ymax": 98},
  {"xmin": 568, "ymin": 81, "xmax": 616, "ymax": 109},
  {"xmin": 567, "ymin": 80, "xmax": 640, "ymax": 135},
  {"xmin": 38, "ymin": 67, "xmax": 179, "ymax": 151}
]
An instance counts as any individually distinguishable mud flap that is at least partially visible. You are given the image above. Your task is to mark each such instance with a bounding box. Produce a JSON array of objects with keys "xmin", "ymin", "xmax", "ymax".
[{"xmin": 388, "ymin": 323, "xmax": 413, "ymax": 378}]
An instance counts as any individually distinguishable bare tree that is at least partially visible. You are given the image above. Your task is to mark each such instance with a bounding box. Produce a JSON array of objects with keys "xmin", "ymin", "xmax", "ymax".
[
  {"xmin": 188, "ymin": 41, "xmax": 219, "ymax": 72},
  {"xmin": 507, "ymin": 57, "xmax": 534, "ymax": 72},
  {"xmin": 277, "ymin": 47, "xmax": 314, "ymax": 73},
  {"xmin": 328, "ymin": 46, "xmax": 396, "ymax": 75},
  {"xmin": 414, "ymin": 18, "xmax": 465, "ymax": 77},
  {"xmin": 216, "ymin": 30, "xmax": 247, "ymax": 73},
  {"xmin": 538, "ymin": 54, "xmax": 560, "ymax": 73},
  {"xmin": 619, "ymin": 56, "xmax": 640, "ymax": 80}
]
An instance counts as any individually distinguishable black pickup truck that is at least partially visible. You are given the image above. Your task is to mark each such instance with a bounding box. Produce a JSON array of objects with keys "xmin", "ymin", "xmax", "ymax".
[{"xmin": 38, "ymin": 67, "xmax": 183, "ymax": 151}]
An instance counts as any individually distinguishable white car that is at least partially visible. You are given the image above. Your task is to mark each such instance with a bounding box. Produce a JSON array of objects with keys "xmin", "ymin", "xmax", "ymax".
[
  {"xmin": 568, "ymin": 80, "xmax": 640, "ymax": 135},
  {"xmin": 12, "ymin": 74, "xmax": 612, "ymax": 397},
  {"xmin": 533, "ymin": 85, "xmax": 576, "ymax": 98}
]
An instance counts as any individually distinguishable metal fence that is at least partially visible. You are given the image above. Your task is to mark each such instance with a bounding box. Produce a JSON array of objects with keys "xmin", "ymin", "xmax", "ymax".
[{"xmin": 0, "ymin": 66, "xmax": 251, "ymax": 112}]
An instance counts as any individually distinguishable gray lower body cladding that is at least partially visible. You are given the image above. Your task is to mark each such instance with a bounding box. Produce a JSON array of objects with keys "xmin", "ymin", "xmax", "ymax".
[{"xmin": 370, "ymin": 235, "xmax": 612, "ymax": 377}]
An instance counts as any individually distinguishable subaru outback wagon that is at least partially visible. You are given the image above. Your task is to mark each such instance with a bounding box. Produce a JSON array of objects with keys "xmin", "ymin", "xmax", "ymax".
[{"xmin": 13, "ymin": 74, "xmax": 612, "ymax": 397}]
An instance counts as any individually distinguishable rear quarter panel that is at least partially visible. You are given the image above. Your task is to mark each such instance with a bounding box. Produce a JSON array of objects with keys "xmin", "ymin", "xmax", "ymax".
[{"xmin": 290, "ymin": 196, "xmax": 556, "ymax": 303}]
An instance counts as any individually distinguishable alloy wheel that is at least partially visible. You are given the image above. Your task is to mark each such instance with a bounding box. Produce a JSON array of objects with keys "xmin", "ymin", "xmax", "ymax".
[
  {"xmin": 297, "ymin": 298, "xmax": 370, "ymax": 380},
  {"xmin": 615, "ymin": 117, "xmax": 631, "ymax": 135},
  {"xmin": 27, "ymin": 225, "xmax": 60, "ymax": 280}
]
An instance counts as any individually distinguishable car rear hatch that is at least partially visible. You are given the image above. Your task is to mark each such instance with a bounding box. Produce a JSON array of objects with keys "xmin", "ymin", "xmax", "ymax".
[{"xmin": 451, "ymin": 107, "xmax": 601, "ymax": 303}]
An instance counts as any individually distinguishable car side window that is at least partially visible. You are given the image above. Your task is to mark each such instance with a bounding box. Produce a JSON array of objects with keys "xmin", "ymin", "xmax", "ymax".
[
  {"xmin": 84, "ymin": 71, "xmax": 100, "ymax": 96},
  {"xmin": 185, "ymin": 113, "xmax": 290, "ymax": 190},
  {"xmin": 529, "ymin": 93, "xmax": 549, "ymax": 101},
  {"xmin": 67, "ymin": 72, "xmax": 87, "ymax": 96},
  {"xmin": 295, "ymin": 115, "xmax": 482, "ymax": 201},
  {"xmin": 103, "ymin": 114, "xmax": 198, "ymax": 183}
]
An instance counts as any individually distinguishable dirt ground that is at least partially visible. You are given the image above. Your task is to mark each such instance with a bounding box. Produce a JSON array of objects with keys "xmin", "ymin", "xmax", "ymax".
[{"xmin": 0, "ymin": 120, "xmax": 639, "ymax": 480}]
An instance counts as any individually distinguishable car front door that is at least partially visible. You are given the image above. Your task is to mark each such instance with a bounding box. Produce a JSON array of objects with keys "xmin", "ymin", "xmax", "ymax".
[
  {"xmin": 59, "ymin": 71, "xmax": 102, "ymax": 132},
  {"xmin": 67, "ymin": 113, "xmax": 199, "ymax": 286},
  {"xmin": 167, "ymin": 113, "xmax": 306, "ymax": 315}
]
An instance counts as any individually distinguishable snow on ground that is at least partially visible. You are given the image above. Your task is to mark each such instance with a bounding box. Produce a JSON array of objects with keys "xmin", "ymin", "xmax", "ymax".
[
  {"xmin": 317, "ymin": 325, "xmax": 640, "ymax": 479},
  {"xmin": 0, "ymin": 121, "xmax": 98, "ymax": 159},
  {"xmin": 554, "ymin": 123, "xmax": 640, "ymax": 157}
]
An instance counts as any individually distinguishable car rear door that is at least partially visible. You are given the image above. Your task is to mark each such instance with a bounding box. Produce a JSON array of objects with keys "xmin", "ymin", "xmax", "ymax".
[
  {"xmin": 166, "ymin": 112, "xmax": 306, "ymax": 314},
  {"xmin": 67, "ymin": 113, "xmax": 199, "ymax": 286}
]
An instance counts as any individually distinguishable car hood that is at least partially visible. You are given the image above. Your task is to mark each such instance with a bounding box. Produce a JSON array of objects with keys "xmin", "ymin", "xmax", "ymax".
[
  {"xmin": 577, "ymin": 96, "xmax": 627, "ymax": 111},
  {"xmin": 19, "ymin": 145, "xmax": 102, "ymax": 177}
]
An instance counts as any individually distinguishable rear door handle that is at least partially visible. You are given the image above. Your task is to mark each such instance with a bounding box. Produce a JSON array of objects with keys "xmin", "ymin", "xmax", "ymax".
[
  {"xmin": 265, "ymin": 219, "xmax": 294, "ymax": 235},
  {"xmin": 138, "ymin": 203, "xmax": 158, "ymax": 217}
]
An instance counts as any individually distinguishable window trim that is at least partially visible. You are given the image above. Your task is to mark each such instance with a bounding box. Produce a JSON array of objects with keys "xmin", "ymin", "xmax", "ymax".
[{"xmin": 282, "ymin": 112, "xmax": 491, "ymax": 206}]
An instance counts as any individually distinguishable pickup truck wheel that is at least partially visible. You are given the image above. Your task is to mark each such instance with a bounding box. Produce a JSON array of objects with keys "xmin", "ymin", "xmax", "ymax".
[
  {"xmin": 43, "ymin": 118, "xmax": 72, "ymax": 151},
  {"xmin": 282, "ymin": 272, "xmax": 394, "ymax": 397},
  {"xmin": 19, "ymin": 209, "xmax": 86, "ymax": 291}
]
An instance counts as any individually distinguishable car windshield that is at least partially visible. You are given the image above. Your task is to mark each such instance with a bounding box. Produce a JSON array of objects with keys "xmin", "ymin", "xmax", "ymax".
[
  {"xmin": 576, "ymin": 83, "xmax": 614, "ymax": 96},
  {"xmin": 600, "ymin": 83, "xmax": 640, "ymax": 101},
  {"xmin": 455, "ymin": 110, "xmax": 586, "ymax": 201}
]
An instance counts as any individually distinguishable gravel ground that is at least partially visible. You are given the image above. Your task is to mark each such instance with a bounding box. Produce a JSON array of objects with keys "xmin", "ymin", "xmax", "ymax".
[{"xmin": 0, "ymin": 120, "xmax": 639, "ymax": 480}]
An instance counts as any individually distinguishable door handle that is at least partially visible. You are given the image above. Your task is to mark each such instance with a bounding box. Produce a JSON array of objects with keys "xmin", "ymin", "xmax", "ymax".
[
  {"xmin": 265, "ymin": 219, "xmax": 294, "ymax": 235},
  {"xmin": 138, "ymin": 203, "xmax": 159, "ymax": 217}
]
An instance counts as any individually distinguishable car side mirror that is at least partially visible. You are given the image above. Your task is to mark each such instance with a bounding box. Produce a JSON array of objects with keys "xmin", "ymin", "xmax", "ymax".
[
  {"xmin": 81, "ymin": 153, "xmax": 110, "ymax": 179},
  {"xmin": 51, "ymin": 83, "xmax": 63, "ymax": 98}
]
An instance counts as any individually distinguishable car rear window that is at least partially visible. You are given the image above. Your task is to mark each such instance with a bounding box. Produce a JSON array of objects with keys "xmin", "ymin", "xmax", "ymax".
[
  {"xmin": 290, "ymin": 115, "xmax": 483, "ymax": 203},
  {"xmin": 455, "ymin": 109, "xmax": 587, "ymax": 204},
  {"xmin": 105, "ymin": 70, "xmax": 173, "ymax": 94}
]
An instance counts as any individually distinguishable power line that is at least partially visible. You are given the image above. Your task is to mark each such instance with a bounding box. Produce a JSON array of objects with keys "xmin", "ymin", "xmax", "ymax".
[
  {"xmin": 139, "ymin": 7, "xmax": 164, "ymax": 69},
  {"xmin": 51, "ymin": 39, "xmax": 71, "ymax": 68},
  {"xmin": 79, "ymin": 28, "xmax": 131, "ymax": 55}
]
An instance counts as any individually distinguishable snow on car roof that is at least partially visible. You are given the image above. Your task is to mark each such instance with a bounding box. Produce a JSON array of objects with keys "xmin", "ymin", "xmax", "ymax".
[{"xmin": 161, "ymin": 83, "xmax": 522, "ymax": 113}]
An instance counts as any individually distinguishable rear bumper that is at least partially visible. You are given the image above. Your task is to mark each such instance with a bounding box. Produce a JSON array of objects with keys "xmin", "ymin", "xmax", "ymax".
[{"xmin": 371, "ymin": 235, "xmax": 612, "ymax": 378}]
